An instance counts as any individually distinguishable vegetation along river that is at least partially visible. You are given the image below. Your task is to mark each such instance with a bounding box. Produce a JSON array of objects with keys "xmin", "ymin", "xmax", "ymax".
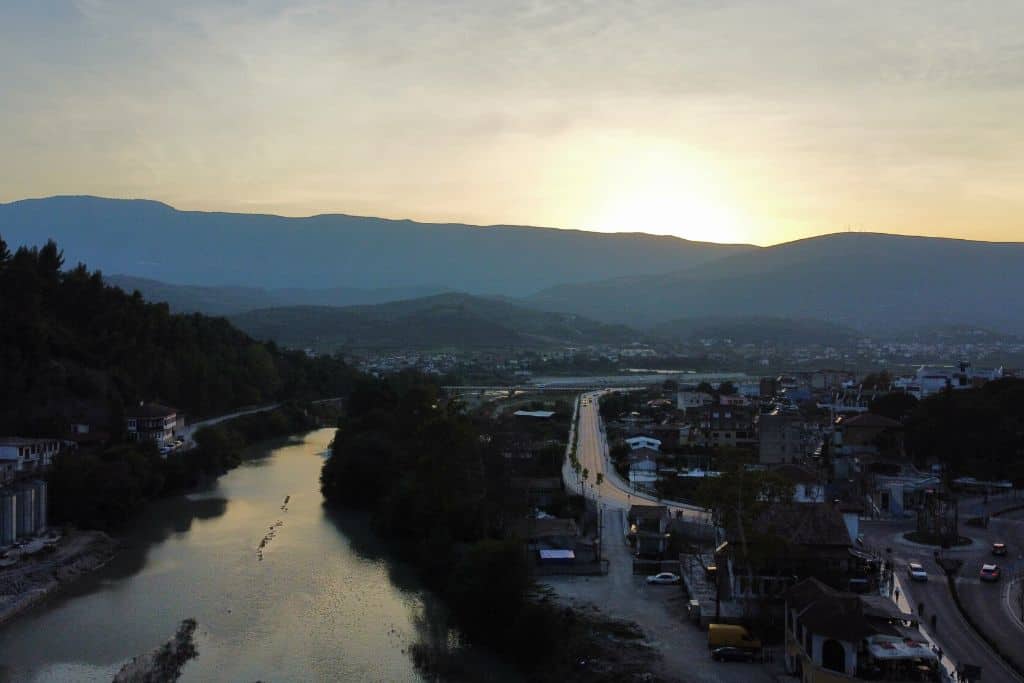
[{"xmin": 0, "ymin": 429, "xmax": 453, "ymax": 682}]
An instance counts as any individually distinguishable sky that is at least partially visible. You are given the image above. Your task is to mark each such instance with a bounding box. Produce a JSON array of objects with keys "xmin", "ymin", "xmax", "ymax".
[{"xmin": 2, "ymin": 1, "xmax": 1024, "ymax": 246}]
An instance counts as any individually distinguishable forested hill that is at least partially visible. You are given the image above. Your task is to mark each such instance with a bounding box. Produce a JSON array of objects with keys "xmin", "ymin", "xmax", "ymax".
[
  {"xmin": 0, "ymin": 235, "xmax": 355, "ymax": 435},
  {"xmin": 229, "ymin": 292, "xmax": 639, "ymax": 351}
]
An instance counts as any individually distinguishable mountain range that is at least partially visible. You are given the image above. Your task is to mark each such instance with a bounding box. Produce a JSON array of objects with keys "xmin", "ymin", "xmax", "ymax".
[
  {"xmin": 3, "ymin": 195, "xmax": 1023, "ymax": 335},
  {"xmin": 228, "ymin": 293, "xmax": 637, "ymax": 350},
  {"xmin": 0, "ymin": 195, "xmax": 750, "ymax": 295}
]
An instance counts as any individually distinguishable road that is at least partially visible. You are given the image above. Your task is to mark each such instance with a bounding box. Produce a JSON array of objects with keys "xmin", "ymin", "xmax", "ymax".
[
  {"xmin": 548, "ymin": 391, "xmax": 768, "ymax": 682},
  {"xmin": 861, "ymin": 509, "xmax": 1024, "ymax": 683},
  {"xmin": 179, "ymin": 403, "xmax": 281, "ymax": 448},
  {"xmin": 544, "ymin": 509, "xmax": 774, "ymax": 683},
  {"xmin": 563, "ymin": 391, "xmax": 709, "ymax": 521}
]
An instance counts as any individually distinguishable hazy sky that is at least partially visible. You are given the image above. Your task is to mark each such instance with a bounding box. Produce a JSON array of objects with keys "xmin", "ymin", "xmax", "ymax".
[{"xmin": 3, "ymin": 1, "xmax": 1024, "ymax": 246}]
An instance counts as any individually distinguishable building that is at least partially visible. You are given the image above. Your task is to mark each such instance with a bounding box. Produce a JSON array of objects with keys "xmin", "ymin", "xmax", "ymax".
[
  {"xmin": 624, "ymin": 435, "xmax": 661, "ymax": 451},
  {"xmin": 696, "ymin": 403, "xmax": 757, "ymax": 449},
  {"xmin": 677, "ymin": 390, "xmax": 714, "ymax": 412},
  {"xmin": 834, "ymin": 413, "xmax": 903, "ymax": 456},
  {"xmin": 125, "ymin": 402, "xmax": 180, "ymax": 445},
  {"xmin": 627, "ymin": 447, "xmax": 659, "ymax": 493},
  {"xmin": 716, "ymin": 503, "xmax": 869, "ymax": 613},
  {"xmin": 784, "ymin": 578, "xmax": 942, "ymax": 682},
  {"xmin": 0, "ymin": 480, "xmax": 47, "ymax": 547},
  {"xmin": 772, "ymin": 464, "xmax": 825, "ymax": 503},
  {"xmin": 758, "ymin": 411, "xmax": 808, "ymax": 465},
  {"xmin": 0, "ymin": 437, "xmax": 62, "ymax": 478},
  {"xmin": 628, "ymin": 505, "xmax": 670, "ymax": 557},
  {"xmin": 0, "ymin": 489, "xmax": 16, "ymax": 546}
]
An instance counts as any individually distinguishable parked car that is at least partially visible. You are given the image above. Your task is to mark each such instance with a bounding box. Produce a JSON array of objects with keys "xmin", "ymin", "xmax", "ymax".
[
  {"xmin": 992, "ymin": 542, "xmax": 1008, "ymax": 556},
  {"xmin": 907, "ymin": 562, "xmax": 928, "ymax": 582},
  {"xmin": 708, "ymin": 623, "xmax": 762, "ymax": 650},
  {"xmin": 711, "ymin": 647, "xmax": 757, "ymax": 662},
  {"xmin": 980, "ymin": 564, "xmax": 1001, "ymax": 582},
  {"xmin": 646, "ymin": 572, "xmax": 681, "ymax": 585}
]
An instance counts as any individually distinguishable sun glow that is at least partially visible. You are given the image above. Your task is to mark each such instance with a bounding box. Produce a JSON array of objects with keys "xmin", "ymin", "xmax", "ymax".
[{"xmin": 583, "ymin": 144, "xmax": 748, "ymax": 244}]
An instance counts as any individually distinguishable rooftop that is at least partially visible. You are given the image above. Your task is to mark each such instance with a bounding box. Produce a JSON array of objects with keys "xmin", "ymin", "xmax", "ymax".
[
  {"xmin": 752, "ymin": 503, "xmax": 851, "ymax": 547},
  {"xmin": 125, "ymin": 402, "xmax": 177, "ymax": 418},
  {"xmin": 839, "ymin": 412, "xmax": 903, "ymax": 429},
  {"xmin": 0, "ymin": 437, "xmax": 59, "ymax": 447}
]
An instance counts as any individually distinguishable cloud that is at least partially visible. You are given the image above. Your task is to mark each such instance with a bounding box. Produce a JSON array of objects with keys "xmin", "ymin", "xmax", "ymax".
[{"xmin": 2, "ymin": 1, "xmax": 1024, "ymax": 243}]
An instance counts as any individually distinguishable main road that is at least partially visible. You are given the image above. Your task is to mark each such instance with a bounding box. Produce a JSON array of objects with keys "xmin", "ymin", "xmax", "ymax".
[
  {"xmin": 562, "ymin": 390, "xmax": 709, "ymax": 521},
  {"xmin": 862, "ymin": 503, "xmax": 1024, "ymax": 683}
]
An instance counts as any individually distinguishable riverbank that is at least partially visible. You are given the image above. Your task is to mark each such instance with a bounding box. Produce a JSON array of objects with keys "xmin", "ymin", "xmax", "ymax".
[{"xmin": 0, "ymin": 530, "xmax": 119, "ymax": 627}]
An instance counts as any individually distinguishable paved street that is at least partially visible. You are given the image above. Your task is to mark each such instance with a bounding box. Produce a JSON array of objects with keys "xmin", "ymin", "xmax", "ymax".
[
  {"xmin": 544, "ymin": 507, "xmax": 775, "ymax": 683},
  {"xmin": 862, "ymin": 510, "xmax": 1024, "ymax": 683},
  {"xmin": 563, "ymin": 391, "xmax": 708, "ymax": 521},
  {"xmin": 549, "ymin": 391, "xmax": 774, "ymax": 683}
]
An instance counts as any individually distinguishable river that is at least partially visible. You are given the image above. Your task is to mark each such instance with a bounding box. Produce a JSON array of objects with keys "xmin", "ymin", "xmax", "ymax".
[{"xmin": 0, "ymin": 429, "xmax": 455, "ymax": 682}]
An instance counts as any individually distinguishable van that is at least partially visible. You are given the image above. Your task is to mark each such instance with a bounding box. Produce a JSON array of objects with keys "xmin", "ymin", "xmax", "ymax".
[{"xmin": 707, "ymin": 623, "xmax": 761, "ymax": 651}]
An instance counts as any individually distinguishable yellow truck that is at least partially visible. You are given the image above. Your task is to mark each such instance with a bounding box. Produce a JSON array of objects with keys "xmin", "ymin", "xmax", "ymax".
[{"xmin": 707, "ymin": 623, "xmax": 761, "ymax": 651}]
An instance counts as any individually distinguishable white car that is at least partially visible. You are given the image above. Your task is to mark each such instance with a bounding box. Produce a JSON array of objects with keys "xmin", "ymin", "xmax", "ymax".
[
  {"xmin": 646, "ymin": 572, "xmax": 681, "ymax": 585},
  {"xmin": 907, "ymin": 562, "xmax": 928, "ymax": 582}
]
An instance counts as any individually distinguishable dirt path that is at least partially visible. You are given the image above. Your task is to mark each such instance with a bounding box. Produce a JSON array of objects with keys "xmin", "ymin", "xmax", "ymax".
[{"xmin": 542, "ymin": 511, "xmax": 776, "ymax": 683}]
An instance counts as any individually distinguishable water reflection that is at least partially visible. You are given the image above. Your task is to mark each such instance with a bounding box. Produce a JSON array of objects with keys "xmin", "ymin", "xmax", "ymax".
[{"xmin": 0, "ymin": 430, "xmax": 434, "ymax": 682}]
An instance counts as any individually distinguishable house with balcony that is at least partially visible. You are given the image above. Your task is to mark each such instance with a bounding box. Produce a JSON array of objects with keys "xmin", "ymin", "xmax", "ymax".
[
  {"xmin": 0, "ymin": 437, "xmax": 62, "ymax": 479},
  {"xmin": 125, "ymin": 402, "xmax": 180, "ymax": 445}
]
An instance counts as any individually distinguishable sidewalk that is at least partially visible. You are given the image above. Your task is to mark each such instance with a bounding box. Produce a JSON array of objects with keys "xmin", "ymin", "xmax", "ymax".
[{"xmin": 891, "ymin": 575, "xmax": 958, "ymax": 682}]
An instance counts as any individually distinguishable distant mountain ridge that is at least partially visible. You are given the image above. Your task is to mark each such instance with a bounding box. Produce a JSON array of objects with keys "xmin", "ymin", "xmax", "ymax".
[
  {"xmin": 106, "ymin": 275, "xmax": 449, "ymax": 316},
  {"xmin": 528, "ymin": 232, "xmax": 1024, "ymax": 333},
  {"xmin": 4, "ymin": 196, "xmax": 1022, "ymax": 334},
  {"xmin": 0, "ymin": 196, "xmax": 753, "ymax": 295},
  {"xmin": 228, "ymin": 292, "xmax": 639, "ymax": 350}
]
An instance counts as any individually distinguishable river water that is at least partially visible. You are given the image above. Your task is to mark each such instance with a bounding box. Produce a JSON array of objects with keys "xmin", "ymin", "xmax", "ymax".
[{"xmin": 0, "ymin": 429, "xmax": 445, "ymax": 682}]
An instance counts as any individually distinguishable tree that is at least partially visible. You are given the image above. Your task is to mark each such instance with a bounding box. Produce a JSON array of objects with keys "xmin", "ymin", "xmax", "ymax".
[
  {"xmin": 718, "ymin": 381, "xmax": 737, "ymax": 396},
  {"xmin": 870, "ymin": 392, "xmax": 918, "ymax": 421},
  {"xmin": 862, "ymin": 370, "xmax": 893, "ymax": 391}
]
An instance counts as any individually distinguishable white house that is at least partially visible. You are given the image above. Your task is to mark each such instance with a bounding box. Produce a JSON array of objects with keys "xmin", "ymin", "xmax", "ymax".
[
  {"xmin": 0, "ymin": 437, "xmax": 61, "ymax": 479},
  {"xmin": 677, "ymin": 391, "xmax": 714, "ymax": 411},
  {"xmin": 125, "ymin": 402, "xmax": 179, "ymax": 445},
  {"xmin": 625, "ymin": 435, "xmax": 661, "ymax": 451},
  {"xmin": 627, "ymin": 447, "xmax": 659, "ymax": 492}
]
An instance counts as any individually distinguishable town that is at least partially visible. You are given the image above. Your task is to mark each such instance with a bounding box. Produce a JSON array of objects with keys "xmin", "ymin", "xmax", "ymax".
[{"xmin": 3, "ymin": 317, "xmax": 1023, "ymax": 683}]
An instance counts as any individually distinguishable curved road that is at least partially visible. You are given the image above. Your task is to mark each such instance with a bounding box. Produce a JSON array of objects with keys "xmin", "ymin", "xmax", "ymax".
[
  {"xmin": 563, "ymin": 391, "xmax": 709, "ymax": 521},
  {"xmin": 862, "ymin": 511, "xmax": 1024, "ymax": 683}
]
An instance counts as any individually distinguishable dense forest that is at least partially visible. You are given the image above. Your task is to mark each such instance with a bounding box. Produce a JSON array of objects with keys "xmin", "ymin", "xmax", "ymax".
[
  {"xmin": 0, "ymin": 235, "xmax": 356, "ymax": 435},
  {"xmin": 320, "ymin": 373, "xmax": 650, "ymax": 681},
  {"xmin": 902, "ymin": 379, "xmax": 1024, "ymax": 485},
  {"xmin": 48, "ymin": 404, "xmax": 323, "ymax": 529}
]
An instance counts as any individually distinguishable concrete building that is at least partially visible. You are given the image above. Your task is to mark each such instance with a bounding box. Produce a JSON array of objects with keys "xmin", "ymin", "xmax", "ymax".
[
  {"xmin": 0, "ymin": 480, "xmax": 48, "ymax": 547},
  {"xmin": 758, "ymin": 411, "xmax": 808, "ymax": 465},
  {"xmin": 0, "ymin": 437, "xmax": 62, "ymax": 477},
  {"xmin": 677, "ymin": 390, "xmax": 714, "ymax": 412},
  {"xmin": 125, "ymin": 402, "xmax": 179, "ymax": 445},
  {"xmin": 696, "ymin": 403, "xmax": 757, "ymax": 449},
  {"xmin": 624, "ymin": 435, "xmax": 661, "ymax": 451},
  {"xmin": 0, "ymin": 489, "xmax": 16, "ymax": 546},
  {"xmin": 627, "ymin": 505, "xmax": 670, "ymax": 558}
]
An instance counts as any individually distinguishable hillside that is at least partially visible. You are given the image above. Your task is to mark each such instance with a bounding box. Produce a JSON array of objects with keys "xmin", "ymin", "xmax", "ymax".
[
  {"xmin": 0, "ymin": 196, "xmax": 753, "ymax": 295},
  {"xmin": 106, "ymin": 275, "xmax": 447, "ymax": 316},
  {"xmin": 651, "ymin": 316, "xmax": 861, "ymax": 347},
  {"xmin": 0, "ymin": 235, "xmax": 354, "ymax": 434},
  {"xmin": 528, "ymin": 233, "xmax": 1024, "ymax": 332},
  {"xmin": 230, "ymin": 293, "xmax": 640, "ymax": 350}
]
